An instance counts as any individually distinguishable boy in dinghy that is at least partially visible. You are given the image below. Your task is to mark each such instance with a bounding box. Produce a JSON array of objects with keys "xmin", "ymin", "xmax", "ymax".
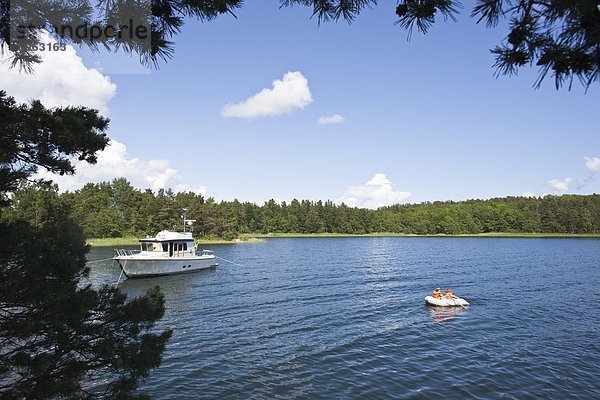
[
  {"xmin": 444, "ymin": 289, "xmax": 454, "ymax": 299},
  {"xmin": 432, "ymin": 288, "xmax": 443, "ymax": 299}
]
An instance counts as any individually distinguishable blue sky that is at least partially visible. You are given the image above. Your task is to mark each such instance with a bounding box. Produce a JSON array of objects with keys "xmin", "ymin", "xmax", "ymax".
[{"xmin": 2, "ymin": 1, "xmax": 599, "ymax": 207}]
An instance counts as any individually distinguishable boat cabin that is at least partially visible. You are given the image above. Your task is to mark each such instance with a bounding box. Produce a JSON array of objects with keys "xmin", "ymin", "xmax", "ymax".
[{"xmin": 139, "ymin": 230, "xmax": 195, "ymax": 257}]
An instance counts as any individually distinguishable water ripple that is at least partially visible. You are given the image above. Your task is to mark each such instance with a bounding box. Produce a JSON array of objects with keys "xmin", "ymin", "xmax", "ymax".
[{"xmin": 88, "ymin": 237, "xmax": 600, "ymax": 399}]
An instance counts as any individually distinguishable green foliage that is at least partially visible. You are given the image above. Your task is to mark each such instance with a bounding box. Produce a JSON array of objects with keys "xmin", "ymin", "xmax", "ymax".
[
  {"xmin": 0, "ymin": 93, "xmax": 172, "ymax": 398},
  {"xmin": 0, "ymin": 0, "xmax": 245, "ymax": 70},
  {"xmin": 0, "ymin": 186, "xmax": 172, "ymax": 398},
  {"xmin": 396, "ymin": 0, "xmax": 600, "ymax": 89},
  {"xmin": 0, "ymin": 90, "xmax": 109, "ymax": 200},
  {"xmin": 282, "ymin": 0, "xmax": 378, "ymax": 24},
  {"xmin": 43, "ymin": 181, "xmax": 600, "ymax": 239},
  {"xmin": 1, "ymin": 1, "xmax": 597, "ymax": 88}
]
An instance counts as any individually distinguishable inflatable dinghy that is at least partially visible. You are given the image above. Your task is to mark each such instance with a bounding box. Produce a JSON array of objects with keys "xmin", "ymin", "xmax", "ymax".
[{"xmin": 425, "ymin": 296, "xmax": 469, "ymax": 307}]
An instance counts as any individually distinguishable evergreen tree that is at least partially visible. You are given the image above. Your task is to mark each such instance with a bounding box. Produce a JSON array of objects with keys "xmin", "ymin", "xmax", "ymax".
[{"xmin": 0, "ymin": 92, "xmax": 172, "ymax": 398}]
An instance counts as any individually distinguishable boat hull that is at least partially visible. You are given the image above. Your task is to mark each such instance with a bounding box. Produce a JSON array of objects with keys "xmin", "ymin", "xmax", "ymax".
[
  {"xmin": 114, "ymin": 256, "xmax": 218, "ymax": 278},
  {"xmin": 424, "ymin": 295, "xmax": 469, "ymax": 307}
]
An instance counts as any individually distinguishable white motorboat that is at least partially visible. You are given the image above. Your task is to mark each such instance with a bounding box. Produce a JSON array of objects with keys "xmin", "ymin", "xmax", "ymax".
[
  {"xmin": 424, "ymin": 295, "xmax": 469, "ymax": 307},
  {"xmin": 113, "ymin": 210, "xmax": 218, "ymax": 278}
]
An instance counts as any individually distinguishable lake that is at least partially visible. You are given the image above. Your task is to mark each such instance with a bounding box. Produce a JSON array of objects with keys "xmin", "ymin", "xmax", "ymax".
[{"xmin": 88, "ymin": 237, "xmax": 600, "ymax": 399}]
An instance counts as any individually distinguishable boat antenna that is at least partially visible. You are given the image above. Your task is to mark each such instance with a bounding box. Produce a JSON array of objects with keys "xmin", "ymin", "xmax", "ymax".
[{"xmin": 181, "ymin": 208, "xmax": 196, "ymax": 233}]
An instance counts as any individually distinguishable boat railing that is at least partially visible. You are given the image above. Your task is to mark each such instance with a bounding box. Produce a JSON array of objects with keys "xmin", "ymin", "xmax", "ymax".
[{"xmin": 114, "ymin": 249, "xmax": 140, "ymax": 257}]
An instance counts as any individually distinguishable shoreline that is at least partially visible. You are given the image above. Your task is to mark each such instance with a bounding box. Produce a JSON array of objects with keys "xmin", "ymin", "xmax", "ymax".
[
  {"xmin": 253, "ymin": 232, "xmax": 600, "ymax": 239},
  {"xmin": 86, "ymin": 236, "xmax": 265, "ymax": 247},
  {"xmin": 87, "ymin": 232, "xmax": 600, "ymax": 247},
  {"xmin": 253, "ymin": 232, "xmax": 600, "ymax": 238}
]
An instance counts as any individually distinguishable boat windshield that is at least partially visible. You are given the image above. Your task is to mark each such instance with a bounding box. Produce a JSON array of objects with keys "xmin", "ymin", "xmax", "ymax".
[{"xmin": 140, "ymin": 242, "xmax": 162, "ymax": 252}]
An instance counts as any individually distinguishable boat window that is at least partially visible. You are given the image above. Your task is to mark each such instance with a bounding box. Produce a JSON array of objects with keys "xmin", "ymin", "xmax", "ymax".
[
  {"xmin": 141, "ymin": 242, "xmax": 154, "ymax": 251},
  {"xmin": 183, "ymin": 243, "xmax": 187, "ymax": 251},
  {"xmin": 162, "ymin": 243, "xmax": 168, "ymax": 252}
]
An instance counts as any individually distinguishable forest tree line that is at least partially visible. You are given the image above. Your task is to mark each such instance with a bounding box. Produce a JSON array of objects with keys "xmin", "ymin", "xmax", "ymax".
[{"xmin": 10, "ymin": 178, "xmax": 600, "ymax": 239}]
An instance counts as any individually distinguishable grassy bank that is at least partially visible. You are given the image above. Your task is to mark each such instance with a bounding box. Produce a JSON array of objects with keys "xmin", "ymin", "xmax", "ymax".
[
  {"xmin": 253, "ymin": 232, "xmax": 600, "ymax": 239},
  {"xmin": 86, "ymin": 237, "xmax": 139, "ymax": 247},
  {"xmin": 197, "ymin": 237, "xmax": 265, "ymax": 245},
  {"xmin": 87, "ymin": 232, "xmax": 600, "ymax": 247},
  {"xmin": 87, "ymin": 236, "xmax": 265, "ymax": 247}
]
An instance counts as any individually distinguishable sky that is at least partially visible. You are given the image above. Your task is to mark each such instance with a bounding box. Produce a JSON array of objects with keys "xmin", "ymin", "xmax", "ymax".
[{"xmin": 1, "ymin": 1, "xmax": 599, "ymax": 208}]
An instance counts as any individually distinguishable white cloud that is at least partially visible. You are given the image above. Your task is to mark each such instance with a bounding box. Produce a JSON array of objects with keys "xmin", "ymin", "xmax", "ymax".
[
  {"xmin": 547, "ymin": 178, "xmax": 572, "ymax": 194},
  {"xmin": 221, "ymin": 71, "xmax": 313, "ymax": 118},
  {"xmin": 0, "ymin": 33, "xmax": 116, "ymax": 116},
  {"xmin": 584, "ymin": 156, "xmax": 600, "ymax": 173},
  {"xmin": 317, "ymin": 114, "xmax": 345, "ymax": 125},
  {"xmin": 338, "ymin": 173, "xmax": 411, "ymax": 209},
  {"xmin": 522, "ymin": 192, "xmax": 536, "ymax": 198},
  {"xmin": 36, "ymin": 140, "xmax": 207, "ymax": 195}
]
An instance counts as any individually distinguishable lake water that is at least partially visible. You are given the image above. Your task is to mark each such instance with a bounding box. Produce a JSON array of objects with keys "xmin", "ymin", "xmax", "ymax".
[{"xmin": 88, "ymin": 237, "xmax": 600, "ymax": 399}]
